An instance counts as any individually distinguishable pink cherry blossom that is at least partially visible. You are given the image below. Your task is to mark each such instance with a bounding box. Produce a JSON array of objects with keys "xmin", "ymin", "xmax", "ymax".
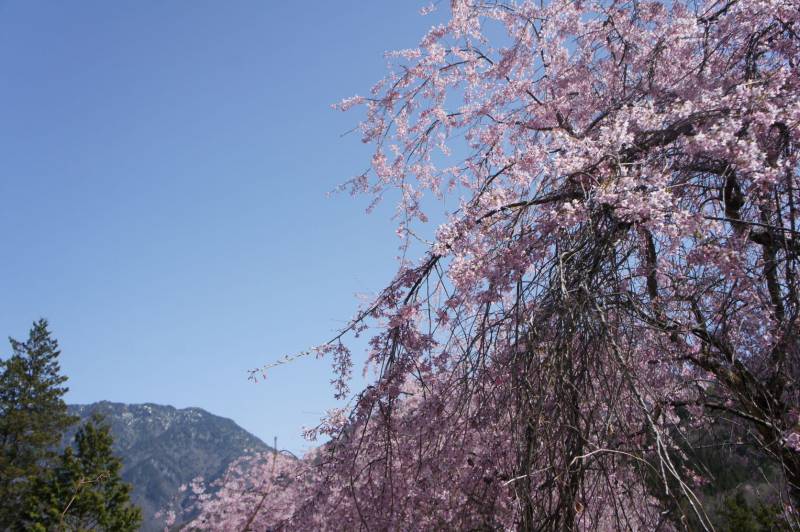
[{"xmin": 191, "ymin": 0, "xmax": 800, "ymax": 529}]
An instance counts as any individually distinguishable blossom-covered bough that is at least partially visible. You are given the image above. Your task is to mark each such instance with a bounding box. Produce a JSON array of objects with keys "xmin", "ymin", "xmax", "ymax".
[{"xmin": 188, "ymin": 0, "xmax": 800, "ymax": 529}]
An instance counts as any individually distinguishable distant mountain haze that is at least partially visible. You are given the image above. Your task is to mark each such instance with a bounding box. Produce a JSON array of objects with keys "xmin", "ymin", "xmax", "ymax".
[{"xmin": 66, "ymin": 402, "xmax": 273, "ymax": 531}]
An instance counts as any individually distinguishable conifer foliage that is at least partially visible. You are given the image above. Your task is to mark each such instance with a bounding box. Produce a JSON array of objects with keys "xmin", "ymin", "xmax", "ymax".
[
  {"xmin": 0, "ymin": 320, "xmax": 140, "ymax": 530},
  {"xmin": 23, "ymin": 414, "xmax": 142, "ymax": 531},
  {"xmin": 0, "ymin": 319, "xmax": 77, "ymax": 527}
]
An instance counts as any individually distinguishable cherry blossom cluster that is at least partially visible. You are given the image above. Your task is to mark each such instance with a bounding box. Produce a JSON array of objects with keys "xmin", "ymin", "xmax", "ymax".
[{"xmin": 192, "ymin": 0, "xmax": 800, "ymax": 528}]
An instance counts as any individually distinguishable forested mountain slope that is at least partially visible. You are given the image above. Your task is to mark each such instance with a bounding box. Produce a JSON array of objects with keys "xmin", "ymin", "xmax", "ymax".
[{"xmin": 67, "ymin": 402, "xmax": 271, "ymax": 531}]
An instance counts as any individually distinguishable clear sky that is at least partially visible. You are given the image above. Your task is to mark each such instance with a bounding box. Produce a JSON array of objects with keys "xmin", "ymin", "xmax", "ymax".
[{"xmin": 0, "ymin": 1, "xmax": 443, "ymax": 454}]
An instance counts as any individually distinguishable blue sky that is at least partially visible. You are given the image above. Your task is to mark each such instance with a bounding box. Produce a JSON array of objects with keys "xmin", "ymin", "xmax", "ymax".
[{"xmin": 0, "ymin": 1, "xmax": 443, "ymax": 454}]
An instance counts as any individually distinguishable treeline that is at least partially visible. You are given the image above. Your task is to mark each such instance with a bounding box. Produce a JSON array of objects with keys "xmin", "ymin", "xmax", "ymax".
[{"xmin": 0, "ymin": 319, "xmax": 141, "ymax": 531}]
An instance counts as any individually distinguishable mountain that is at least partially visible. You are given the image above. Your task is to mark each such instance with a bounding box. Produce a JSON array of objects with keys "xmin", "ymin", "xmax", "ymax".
[{"xmin": 66, "ymin": 402, "xmax": 272, "ymax": 531}]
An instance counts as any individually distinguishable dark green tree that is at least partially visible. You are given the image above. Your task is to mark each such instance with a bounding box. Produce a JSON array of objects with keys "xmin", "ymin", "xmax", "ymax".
[
  {"xmin": 24, "ymin": 414, "xmax": 142, "ymax": 531},
  {"xmin": 716, "ymin": 491, "xmax": 790, "ymax": 531},
  {"xmin": 0, "ymin": 319, "xmax": 77, "ymax": 528}
]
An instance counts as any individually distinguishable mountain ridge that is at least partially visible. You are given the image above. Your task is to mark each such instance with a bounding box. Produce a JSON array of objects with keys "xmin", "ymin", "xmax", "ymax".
[{"xmin": 66, "ymin": 401, "xmax": 272, "ymax": 531}]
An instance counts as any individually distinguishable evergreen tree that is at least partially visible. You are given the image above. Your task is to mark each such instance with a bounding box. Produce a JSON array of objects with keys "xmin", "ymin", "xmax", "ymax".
[
  {"xmin": 24, "ymin": 414, "xmax": 142, "ymax": 531},
  {"xmin": 716, "ymin": 492, "xmax": 790, "ymax": 532},
  {"xmin": 0, "ymin": 319, "xmax": 77, "ymax": 528}
]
